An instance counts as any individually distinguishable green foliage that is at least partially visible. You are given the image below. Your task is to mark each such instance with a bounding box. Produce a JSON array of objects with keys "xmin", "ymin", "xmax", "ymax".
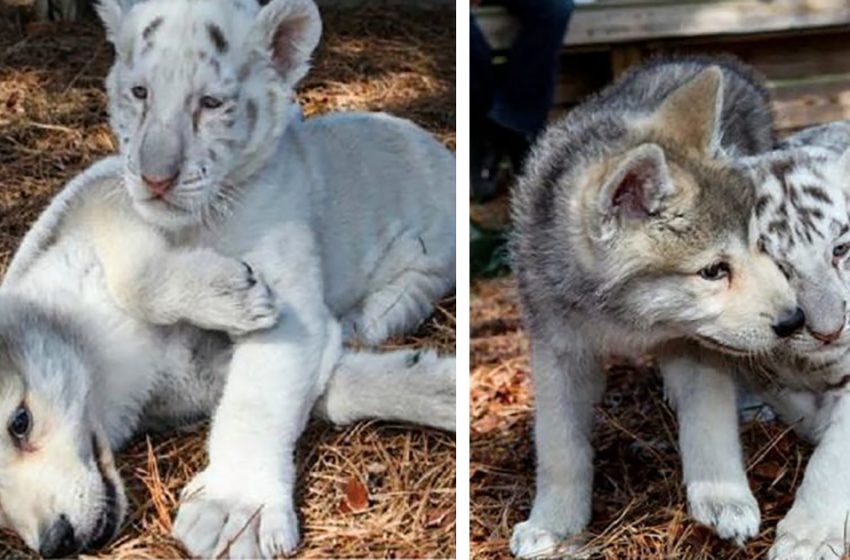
[{"xmin": 470, "ymin": 220, "xmax": 510, "ymax": 278}]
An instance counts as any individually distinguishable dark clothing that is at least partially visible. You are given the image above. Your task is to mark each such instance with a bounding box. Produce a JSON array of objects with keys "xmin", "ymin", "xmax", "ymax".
[
  {"xmin": 471, "ymin": 13, "xmax": 495, "ymax": 120},
  {"xmin": 472, "ymin": 0, "xmax": 574, "ymax": 139}
]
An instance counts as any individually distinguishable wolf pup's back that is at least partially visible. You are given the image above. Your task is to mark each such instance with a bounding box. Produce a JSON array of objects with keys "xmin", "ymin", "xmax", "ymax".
[{"xmin": 507, "ymin": 58, "xmax": 798, "ymax": 558}]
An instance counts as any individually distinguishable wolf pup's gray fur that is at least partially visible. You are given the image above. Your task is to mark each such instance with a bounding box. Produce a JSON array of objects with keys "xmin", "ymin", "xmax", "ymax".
[{"xmin": 509, "ymin": 57, "xmax": 801, "ymax": 557}]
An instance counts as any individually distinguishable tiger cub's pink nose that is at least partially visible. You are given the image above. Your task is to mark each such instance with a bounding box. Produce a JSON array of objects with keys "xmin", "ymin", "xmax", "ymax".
[{"xmin": 142, "ymin": 173, "xmax": 178, "ymax": 197}]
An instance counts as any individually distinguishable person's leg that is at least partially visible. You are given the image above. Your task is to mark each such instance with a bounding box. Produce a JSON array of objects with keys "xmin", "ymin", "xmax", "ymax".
[
  {"xmin": 470, "ymin": 13, "xmax": 502, "ymax": 200},
  {"xmin": 471, "ymin": 14, "xmax": 494, "ymax": 116},
  {"xmin": 491, "ymin": 0, "xmax": 573, "ymax": 143}
]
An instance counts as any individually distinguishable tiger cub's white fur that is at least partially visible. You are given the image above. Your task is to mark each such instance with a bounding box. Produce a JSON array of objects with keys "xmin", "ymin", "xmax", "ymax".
[
  {"xmin": 747, "ymin": 131, "xmax": 850, "ymax": 560},
  {"xmin": 0, "ymin": 156, "xmax": 455, "ymax": 557},
  {"xmin": 668, "ymin": 124, "xmax": 850, "ymax": 560},
  {"xmin": 87, "ymin": 0, "xmax": 456, "ymax": 556}
]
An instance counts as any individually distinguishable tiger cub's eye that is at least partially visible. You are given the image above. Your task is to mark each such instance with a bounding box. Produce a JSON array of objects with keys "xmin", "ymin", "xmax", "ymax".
[
  {"xmin": 200, "ymin": 95, "xmax": 223, "ymax": 110},
  {"xmin": 131, "ymin": 85, "xmax": 148, "ymax": 100}
]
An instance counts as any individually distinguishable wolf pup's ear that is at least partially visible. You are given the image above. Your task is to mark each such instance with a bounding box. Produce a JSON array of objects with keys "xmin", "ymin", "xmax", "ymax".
[
  {"xmin": 599, "ymin": 143, "xmax": 675, "ymax": 222},
  {"xmin": 652, "ymin": 66, "xmax": 724, "ymax": 156},
  {"xmin": 95, "ymin": 0, "xmax": 125, "ymax": 46},
  {"xmin": 255, "ymin": 0, "xmax": 323, "ymax": 85}
]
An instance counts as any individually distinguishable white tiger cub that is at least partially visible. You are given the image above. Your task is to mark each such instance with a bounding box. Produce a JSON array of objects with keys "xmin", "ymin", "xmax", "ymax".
[
  {"xmin": 666, "ymin": 124, "xmax": 850, "ymax": 560},
  {"xmin": 89, "ymin": 0, "xmax": 455, "ymax": 557},
  {"xmin": 0, "ymin": 158, "xmax": 454, "ymax": 557},
  {"xmin": 750, "ymin": 127, "xmax": 850, "ymax": 560}
]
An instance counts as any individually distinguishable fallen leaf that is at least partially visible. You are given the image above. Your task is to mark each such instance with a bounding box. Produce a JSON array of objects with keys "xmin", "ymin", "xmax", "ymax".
[
  {"xmin": 426, "ymin": 508, "xmax": 452, "ymax": 528},
  {"xmin": 342, "ymin": 476, "xmax": 369, "ymax": 513}
]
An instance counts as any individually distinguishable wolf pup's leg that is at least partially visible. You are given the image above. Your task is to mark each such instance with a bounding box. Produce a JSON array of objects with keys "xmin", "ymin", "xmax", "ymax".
[
  {"xmin": 511, "ymin": 330, "xmax": 604, "ymax": 558},
  {"xmin": 769, "ymin": 391, "xmax": 850, "ymax": 560},
  {"xmin": 661, "ymin": 354, "xmax": 759, "ymax": 545}
]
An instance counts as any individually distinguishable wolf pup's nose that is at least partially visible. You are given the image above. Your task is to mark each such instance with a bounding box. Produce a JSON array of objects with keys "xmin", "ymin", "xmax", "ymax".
[
  {"xmin": 39, "ymin": 514, "xmax": 79, "ymax": 558},
  {"xmin": 772, "ymin": 307, "xmax": 806, "ymax": 338}
]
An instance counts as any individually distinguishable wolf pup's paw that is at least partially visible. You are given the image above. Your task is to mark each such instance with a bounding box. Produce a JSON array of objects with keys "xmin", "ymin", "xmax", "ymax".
[
  {"xmin": 687, "ymin": 481, "xmax": 760, "ymax": 545},
  {"xmin": 198, "ymin": 260, "xmax": 278, "ymax": 337},
  {"xmin": 510, "ymin": 521, "xmax": 560, "ymax": 558},
  {"xmin": 510, "ymin": 521, "xmax": 584, "ymax": 558},
  {"xmin": 769, "ymin": 508, "xmax": 846, "ymax": 560},
  {"xmin": 173, "ymin": 468, "xmax": 299, "ymax": 559}
]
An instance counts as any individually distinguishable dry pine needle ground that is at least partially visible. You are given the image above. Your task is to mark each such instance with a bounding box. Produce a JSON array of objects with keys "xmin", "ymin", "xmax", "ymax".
[
  {"xmin": 470, "ymin": 277, "xmax": 819, "ymax": 560},
  {"xmin": 0, "ymin": 6, "xmax": 455, "ymax": 559}
]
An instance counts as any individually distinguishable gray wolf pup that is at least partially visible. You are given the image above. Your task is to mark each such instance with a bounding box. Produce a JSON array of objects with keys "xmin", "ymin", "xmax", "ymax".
[{"xmin": 509, "ymin": 57, "xmax": 800, "ymax": 557}]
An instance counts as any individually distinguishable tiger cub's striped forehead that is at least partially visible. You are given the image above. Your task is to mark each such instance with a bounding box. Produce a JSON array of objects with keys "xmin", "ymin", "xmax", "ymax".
[
  {"xmin": 122, "ymin": 0, "xmax": 257, "ymax": 67},
  {"xmin": 750, "ymin": 149, "xmax": 849, "ymax": 258}
]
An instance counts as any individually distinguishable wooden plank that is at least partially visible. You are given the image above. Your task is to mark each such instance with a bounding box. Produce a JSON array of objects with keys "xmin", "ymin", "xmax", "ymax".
[
  {"xmin": 548, "ymin": 70, "xmax": 850, "ymax": 132},
  {"xmin": 475, "ymin": 0, "xmax": 850, "ymax": 50},
  {"xmin": 770, "ymin": 75, "xmax": 850, "ymax": 132},
  {"xmin": 715, "ymin": 32, "xmax": 850, "ymax": 81},
  {"xmin": 597, "ymin": 29, "xmax": 850, "ymax": 81},
  {"xmin": 611, "ymin": 46, "xmax": 643, "ymax": 77},
  {"xmin": 546, "ymin": 29, "xmax": 850, "ymax": 106}
]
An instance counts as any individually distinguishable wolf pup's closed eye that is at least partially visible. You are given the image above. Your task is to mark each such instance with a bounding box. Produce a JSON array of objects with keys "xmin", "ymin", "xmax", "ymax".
[{"xmin": 508, "ymin": 57, "xmax": 798, "ymax": 558}]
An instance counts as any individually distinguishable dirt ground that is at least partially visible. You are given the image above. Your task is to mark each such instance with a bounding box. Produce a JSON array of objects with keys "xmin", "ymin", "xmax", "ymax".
[
  {"xmin": 471, "ymin": 276, "xmax": 815, "ymax": 560},
  {"xmin": 0, "ymin": 6, "xmax": 455, "ymax": 559}
]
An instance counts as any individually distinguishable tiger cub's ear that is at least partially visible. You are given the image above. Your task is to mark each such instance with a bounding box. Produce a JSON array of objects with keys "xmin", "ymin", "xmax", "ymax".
[
  {"xmin": 837, "ymin": 145, "xmax": 850, "ymax": 194},
  {"xmin": 838, "ymin": 145, "xmax": 850, "ymax": 175},
  {"xmin": 254, "ymin": 0, "xmax": 322, "ymax": 86},
  {"xmin": 95, "ymin": 0, "xmax": 125, "ymax": 46}
]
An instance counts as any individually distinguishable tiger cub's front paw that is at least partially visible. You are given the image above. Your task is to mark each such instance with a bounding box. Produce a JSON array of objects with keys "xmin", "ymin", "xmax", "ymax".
[{"xmin": 194, "ymin": 259, "xmax": 279, "ymax": 336}]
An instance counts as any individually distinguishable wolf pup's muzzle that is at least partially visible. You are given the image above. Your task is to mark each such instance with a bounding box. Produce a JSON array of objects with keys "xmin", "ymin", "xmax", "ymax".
[
  {"xmin": 37, "ymin": 435, "xmax": 123, "ymax": 557},
  {"xmin": 772, "ymin": 306, "xmax": 806, "ymax": 338}
]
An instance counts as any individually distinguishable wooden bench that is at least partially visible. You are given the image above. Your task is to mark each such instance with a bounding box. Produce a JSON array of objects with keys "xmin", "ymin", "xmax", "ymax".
[{"xmin": 474, "ymin": 0, "xmax": 850, "ymax": 134}]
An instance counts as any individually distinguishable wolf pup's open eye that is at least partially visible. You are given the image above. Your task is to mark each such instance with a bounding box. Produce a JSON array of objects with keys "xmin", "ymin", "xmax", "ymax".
[
  {"xmin": 698, "ymin": 261, "xmax": 731, "ymax": 281},
  {"xmin": 131, "ymin": 85, "xmax": 148, "ymax": 100},
  {"xmin": 833, "ymin": 243, "xmax": 850, "ymax": 259},
  {"xmin": 7, "ymin": 403, "xmax": 31, "ymax": 442},
  {"xmin": 200, "ymin": 95, "xmax": 223, "ymax": 110}
]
